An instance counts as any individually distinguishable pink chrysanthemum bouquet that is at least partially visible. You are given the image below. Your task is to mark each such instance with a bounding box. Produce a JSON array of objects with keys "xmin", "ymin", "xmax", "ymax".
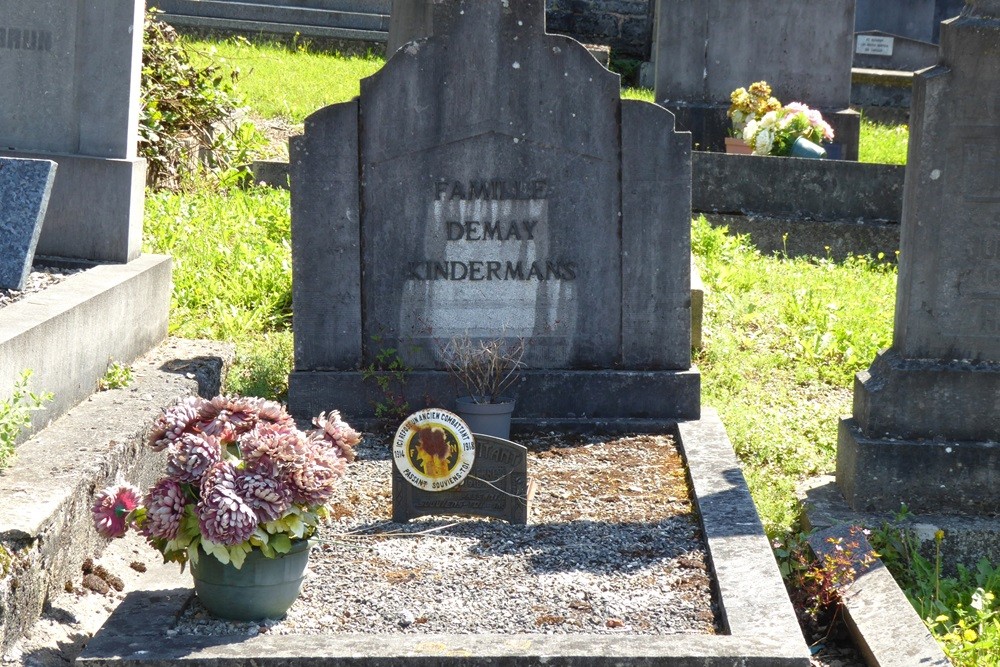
[{"xmin": 92, "ymin": 395, "xmax": 359, "ymax": 569}]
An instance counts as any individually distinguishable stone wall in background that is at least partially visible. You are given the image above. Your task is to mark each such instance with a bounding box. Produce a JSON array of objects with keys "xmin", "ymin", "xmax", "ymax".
[{"xmin": 546, "ymin": 0, "xmax": 652, "ymax": 58}]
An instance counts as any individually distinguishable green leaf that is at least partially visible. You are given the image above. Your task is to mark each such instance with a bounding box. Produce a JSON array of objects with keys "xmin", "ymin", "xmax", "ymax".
[
  {"xmin": 229, "ymin": 545, "xmax": 247, "ymax": 570},
  {"xmin": 270, "ymin": 533, "xmax": 292, "ymax": 554}
]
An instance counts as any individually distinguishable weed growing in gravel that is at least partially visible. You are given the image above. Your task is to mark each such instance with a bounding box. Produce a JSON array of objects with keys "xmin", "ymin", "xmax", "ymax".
[{"xmin": 99, "ymin": 361, "xmax": 134, "ymax": 391}]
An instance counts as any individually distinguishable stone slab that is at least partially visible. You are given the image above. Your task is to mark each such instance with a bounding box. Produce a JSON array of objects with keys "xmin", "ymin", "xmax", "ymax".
[
  {"xmin": 386, "ymin": 0, "xmax": 433, "ymax": 54},
  {"xmin": 704, "ymin": 213, "xmax": 900, "ymax": 262},
  {"xmin": 693, "ymin": 151, "xmax": 904, "ymax": 222},
  {"xmin": 289, "ymin": 103, "xmax": 362, "ymax": 371},
  {"xmin": 0, "ymin": 158, "xmax": 56, "ymax": 290},
  {"xmin": 0, "ymin": 0, "xmax": 143, "ymax": 159},
  {"xmin": 855, "ymin": 0, "xmax": 938, "ymax": 43},
  {"xmin": 153, "ymin": 0, "xmax": 389, "ymax": 31},
  {"xmin": 0, "ymin": 150, "xmax": 146, "ymax": 263},
  {"xmin": 392, "ymin": 434, "xmax": 529, "ymax": 524},
  {"xmin": 359, "ymin": 0, "xmax": 624, "ymax": 370},
  {"xmin": 837, "ymin": 418, "xmax": 1000, "ymax": 514},
  {"xmin": 851, "ymin": 68, "xmax": 916, "ymax": 110},
  {"xmin": 161, "ymin": 13, "xmax": 388, "ymax": 43},
  {"xmin": 803, "ymin": 474, "xmax": 1000, "ymax": 578},
  {"xmin": 289, "ymin": 368, "xmax": 701, "ymax": 423},
  {"xmin": 852, "ymin": 350, "xmax": 1000, "ymax": 441},
  {"xmin": 852, "ymin": 31, "xmax": 939, "ymax": 72},
  {"xmin": 621, "ymin": 100, "xmax": 692, "ymax": 369},
  {"xmin": 0, "ymin": 254, "xmax": 172, "ymax": 441},
  {"xmin": 653, "ymin": 0, "xmax": 855, "ymax": 109},
  {"xmin": 78, "ymin": 409, "xmax": 809, "ymax": 666},
  {"xmin": 806, "ymin": 522, "xmax": 950, "ymax": 667},
  {"xmin": 291, "ymin": 0, "xmax": 698, "ymax": 425},
  {"xmin": 0, "ymin": 337, "xmax": 231, "ymax": 654}
]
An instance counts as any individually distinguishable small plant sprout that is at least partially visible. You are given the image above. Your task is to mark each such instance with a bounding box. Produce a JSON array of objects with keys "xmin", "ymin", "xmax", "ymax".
[
  {"xmin": 0, "ymin": 370, "xmax": 53, "ymax": 469},
  {"xmin": 441, "ymin": 335, "xmax": 526, "ymax": 404},
  {"xmin": 99, "ymin": 361, "xmax": 134, "ymax": 391}
]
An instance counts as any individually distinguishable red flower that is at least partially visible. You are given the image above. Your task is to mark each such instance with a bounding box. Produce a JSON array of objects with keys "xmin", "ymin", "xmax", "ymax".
[{"xmin": 92, "ymin": 484, "xmax": 141, "ymax": 538}]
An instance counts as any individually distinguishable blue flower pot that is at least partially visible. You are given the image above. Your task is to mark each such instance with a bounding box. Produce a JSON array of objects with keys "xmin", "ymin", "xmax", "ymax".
[
  {"xmin": 190, "ymin": 539, "xmax": 312, "ymax": 621},
  {"xmin": 790, "ymin": 137, "xmax": 827, "ymax": 159}
]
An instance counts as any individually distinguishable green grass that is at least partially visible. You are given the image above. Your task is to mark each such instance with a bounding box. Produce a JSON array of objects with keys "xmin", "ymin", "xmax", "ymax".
[
  {"xmin": 144, "ymin": 186, "xmax": 294, "ymax": 398},
  {"xmin": 858, "ymin": 117, "xmax": 910, "ymax": 164},
  {"xmin": 183, "ymin": 37, "xmax": 384, "ymax": 122},
  {"xmin": 692, "ymin": 218, "xmax": 896, "ymax": 532}
]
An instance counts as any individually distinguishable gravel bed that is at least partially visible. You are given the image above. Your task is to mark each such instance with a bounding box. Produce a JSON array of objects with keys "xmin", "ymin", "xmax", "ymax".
[
  {"xmin": 175, "ymin": 431, "xmax": 719, "ymax": 638},
  {"xmin": 0, "ymin": 265, "xmax": 82, "ymax": 309}
]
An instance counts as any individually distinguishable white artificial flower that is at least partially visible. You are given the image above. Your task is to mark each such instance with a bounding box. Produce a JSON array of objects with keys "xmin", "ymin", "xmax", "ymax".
[
  {"xmin": 754, "ymin": 128, "xmax": 774, "ymax": 155},
  {"xmin": 743, "ymin": 119, "xmax": 759, "ymax": 142}
]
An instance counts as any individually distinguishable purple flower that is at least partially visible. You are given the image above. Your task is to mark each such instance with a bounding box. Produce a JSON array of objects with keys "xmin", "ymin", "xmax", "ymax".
[
  {"xmin": 235, "ymin": 459, "xmax": 293, "ymax": 522},
  {"xmin": 240, "ymin": 421, "xmax": 307, "ymax": 465},
  {"xmin": 200, "ymin": 460, "xmax": 239, "ymax": 498},
  {"xmin": 165, "ymin": 432, "xmax": 221, "ymax": 483},
  {"xmin": 92, "ymin": 484, "xmax": 141, "ymax": 538},
  {"xmin": 310, "ymin": 411, "xmax": 360, "ymax": 462},
  {"xmin": 148, "ymin": 396, "xmax": 207, "ymax": 451},
  {"xmin": 142, "ymin": 477, "xmax": 187, "ymax": 541},
  {"xmin": 198, "ymin": 485, "xmax": 258, "ymax": 546},
  {"xmin": 284, "ymin": 446, "xmax": 346, "ymax": 507}
]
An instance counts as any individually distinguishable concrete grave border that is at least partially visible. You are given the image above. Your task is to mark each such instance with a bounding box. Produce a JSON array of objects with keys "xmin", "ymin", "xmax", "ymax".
[
  {"xmin": 0, "ymin": 254, "xmax": 171, "ymax": 442},
  {"xmin": 79, "ymin": 407, "xmax": 809, "ymax": 666}
]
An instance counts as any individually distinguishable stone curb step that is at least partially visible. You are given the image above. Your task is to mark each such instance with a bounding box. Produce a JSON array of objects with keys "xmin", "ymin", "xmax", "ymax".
[
  {"xmin": 0, "ymin": 338, "xmax": 233, "ymax": 655},
  {"xmin": 155, "ymin": 0, "xmax": 389, "ymax": 43},
  {"xmin": 154, "ymin": 0, "xmax": 389, "ymax": 31},
  {"xmin": 801, "ymin": 477, "xmax": 951, "ymax": 667}
]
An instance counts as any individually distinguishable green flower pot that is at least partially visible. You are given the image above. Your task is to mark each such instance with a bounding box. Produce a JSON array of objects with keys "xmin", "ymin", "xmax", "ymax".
[{"xmin": 190, "ymin": 539, "xmax": 312, "ymax": 621}]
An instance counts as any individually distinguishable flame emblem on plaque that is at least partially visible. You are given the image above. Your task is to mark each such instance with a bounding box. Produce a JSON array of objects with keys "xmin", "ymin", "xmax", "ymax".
[{"xmin": 393, "ymin": 409, "xmax": 475, "ymax": 491}]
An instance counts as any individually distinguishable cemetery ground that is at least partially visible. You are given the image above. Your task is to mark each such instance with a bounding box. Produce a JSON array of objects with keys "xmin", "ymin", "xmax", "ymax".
[{"xmin": 0, "ymin": 34, "xmax": 992, "ymax": 666}]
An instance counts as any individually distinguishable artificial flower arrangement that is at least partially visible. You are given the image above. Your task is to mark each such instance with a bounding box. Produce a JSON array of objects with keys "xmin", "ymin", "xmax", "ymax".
[
  {"xmin": 92, "ymin": 395, "xmax": 359, "ymax": 569},
  {"xmin": 728, "ymin": 81, "xmax": 835, "ymax": 157}
]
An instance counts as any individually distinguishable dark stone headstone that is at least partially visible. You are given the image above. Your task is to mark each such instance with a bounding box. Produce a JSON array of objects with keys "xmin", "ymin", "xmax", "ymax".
[
  {"xmin": 837, "ymin": 0, "xmax": 1000, "ymax": 514},
  {"xmin": 0, "ymin": 157, "xmax": 56, "ymax": 291},
  {"xmin": 290, "ymin": 0, "xmax": 698, "ymax": 422},
  {"xmin": 392, "ymin": 434, "xmax": 529, "ymax": 524},
  {"xmin": 652, "ymin": 0, "xmax": 861, "ymax": 159}
]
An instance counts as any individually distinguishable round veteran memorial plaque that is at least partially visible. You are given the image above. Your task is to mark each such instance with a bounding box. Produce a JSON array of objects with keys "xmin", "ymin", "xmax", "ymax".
[{"xmin": 393, "ymin": 409, "xmax": 475, "ymax": 491}]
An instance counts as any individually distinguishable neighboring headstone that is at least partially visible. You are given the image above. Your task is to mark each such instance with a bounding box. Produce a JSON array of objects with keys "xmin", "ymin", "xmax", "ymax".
[
  {"xmin": 853, "ymin": 31, "xmax": 939, "ymax": 72},
  {"xmin": 388, "ymin": 0, "xmax": 655, "ymax": 59},
  {"xmin": 0, "ymin": 158, "xmax": 56, "ymax": 291},
  {"xmin": 855, "ymin": 0, "xmax": 965, "ymax": 44},
  {"xmin": 0, "ymin": 1, "xmax": 145, "ymax": 263},
  {"xmin": 392, "ymin": 409, "xmax": 530, "ymax": 524},
  {"xmin": 290, "ymin": 0, "xmax": 698, "ymax": 422},
  {"xmin": 652, "ymin": 0, "xmax": 861, "ymax": 159},
  {"xmin": 837, "ymin": 0, "xmax": 1000, "ymax": 514}
]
